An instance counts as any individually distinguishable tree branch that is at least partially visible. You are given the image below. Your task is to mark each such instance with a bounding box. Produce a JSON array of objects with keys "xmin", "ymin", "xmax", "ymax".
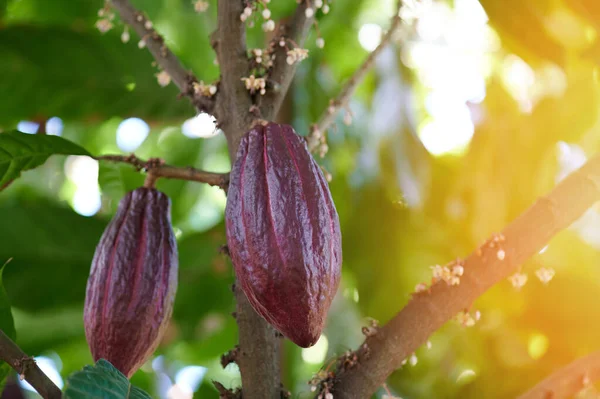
[
  {"xmin": 214, "ymin": 0, "xmax": 254, "ymax": 154},
  {"xmin": 214, "ymin": 2, "xmax": 282, "ymax": 398},
  {"xmin": 518, "ymin": 350, "xmax": 600, "ymax": 399},
  {"xmin": 327, "ymin": 154, "xmax": 600, "ymax": 398},
  {"xmin": 109, "ymin": 0, "xmax": 216, "ymax": 113},
  {"xmin": 310, "ymin": 2, "xmax": 402, "ymax": 149},
  {"xmin": 259, "ymin": 1, "xmax": 314, "ymax": 119},
  {"xmin": 95, "ymin": 154, "xmax": 229, "ymax": 190},
  {"xmin": 0, "ymin": 329, "xmax": 62, "ymax": 399}
]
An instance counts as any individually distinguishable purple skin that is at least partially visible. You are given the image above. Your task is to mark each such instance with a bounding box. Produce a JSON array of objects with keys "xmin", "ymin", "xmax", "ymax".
[
  {"xmin": 226, "ymin": 122, "xmax": 342, "ymax": 348},
  {"xmin": 84, "ymin": 188, "xmax": 178, "ymax": 378}
]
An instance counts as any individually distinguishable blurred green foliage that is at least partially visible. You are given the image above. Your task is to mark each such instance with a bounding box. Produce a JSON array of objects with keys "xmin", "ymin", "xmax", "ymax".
[{"xmin": 3, "ymin": 0, "xmax": 600, "ymax": 398}]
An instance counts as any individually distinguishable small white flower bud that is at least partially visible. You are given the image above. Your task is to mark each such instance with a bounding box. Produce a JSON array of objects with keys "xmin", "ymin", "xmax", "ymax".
[
  {"xmin": 262, "ymin": 19, "xmax": 275, "ymax": 32},
  {"xmin": 121, "ymin": 29, "xmax": 130, "ymax": 43}
]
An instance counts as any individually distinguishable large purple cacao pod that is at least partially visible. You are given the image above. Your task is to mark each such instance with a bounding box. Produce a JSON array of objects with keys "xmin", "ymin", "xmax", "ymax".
[
  {"xmin": 225, "ymin": 122, "xmax": 342, "ymax": 348},
  {"xmin": 84, "ymin": 187, "xmax": 178, "ymax": 377}
]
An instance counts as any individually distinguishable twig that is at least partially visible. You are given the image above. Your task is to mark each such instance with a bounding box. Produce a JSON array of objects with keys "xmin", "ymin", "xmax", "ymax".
[
  {"xmin": 259, "ymin": 1, "xmax": 314, "ymax": 119},
  {"xmin": 310, "ymin": 1, "xmax": 402, "ymax": 146},
  {"xmin": 220, "ymin": 345, "xmax": 239, "ymax": 368},
  {"xmin": 109, "ymin": 0, "xmax": 215, "ymax": 113},
  {"xmin": 0, "ymin": 329, "xmax": 62, "ymax": 399},
  {"xmin": 95, "ymin": 154, "xmax": 229, "ymax": 190},
  {"xmin": 517, "ymin": 351, "xmax": 600, "ymax": 399},
  {"xmin": 213, "ymin": 381, "xmax": 243, "ymax": 399},
  {"xmin": 327, "ymin": 154, "xmax": 600, "ymax": 398}
]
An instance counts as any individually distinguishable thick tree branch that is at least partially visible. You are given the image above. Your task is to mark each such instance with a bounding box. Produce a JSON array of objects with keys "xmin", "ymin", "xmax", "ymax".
[
  {"xmin": 518, "ymin": 351, "xmax": 600, "ymax": 399},
  {"xmin": 95, "ymin": 154, "xmax": 229, "ymax": 190},
  {"xmin": 327, "ymin": 155, "xmax": 600, "ymax": 398},
  {"xmin": 215, "ymin": 0, "xmax": 254, "ymax": 154},
  {"xmin": 109, "ymin": 0, "xmax": 215, "ymax": 113},
  {"xmin": 259, "ymin": 1, "xmax": 314, "ymax": 119},
  {"xmin": 214, "ymin": 2, "xmax": 282, "ymax": 398},
  {"xmin": 310, "ymin": 2, "xmax": 402, "ymax": 148},
  {"xmin": 0, "ymin": 329, "xmax": 61, "ymax": 399}
]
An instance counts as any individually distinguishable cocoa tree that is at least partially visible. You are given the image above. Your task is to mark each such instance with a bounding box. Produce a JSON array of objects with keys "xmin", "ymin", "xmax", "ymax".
[{"xmin": 1, "ymin": 0, "xmax": 600, "ymax": 398}]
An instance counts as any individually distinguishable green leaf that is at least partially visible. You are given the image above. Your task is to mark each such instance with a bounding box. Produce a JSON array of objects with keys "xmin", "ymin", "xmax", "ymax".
[
  {"xmin": 0, "ymin": 259, "xmax": 16, "ymax": 342},
  {"xmin": 0, "ymin": 24, "xmax": 196, "ymax": 124},
  {"xmin": 64, "ymin": 359, "xmax": 151, "ymax": 399},
  {"xmin": 0, "ymin": 131, "xmax": 89, "ymax": 188},
  {"xmin": 0, "ymin": 197, "xmax": 109, "ymax": 312},
  {"xmin": 0, "ymin": 258, "xmax": 16, "ymax": 395}
]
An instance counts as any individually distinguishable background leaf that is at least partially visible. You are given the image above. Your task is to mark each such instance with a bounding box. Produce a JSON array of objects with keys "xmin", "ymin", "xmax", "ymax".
[
  {"xmin": 64, "ymin": 359, "xmax": 151, "ymax": 399},
  {"xmin": 0, "ymin": 131, "xmax": 89, "ymax": 187},
  {"xmin": 0, "ymin": 259, "xmax": 16, "ymax": 395},
  {"xmin": 0, "ymin": 197, "xmax": 108, "ymax": 312}
]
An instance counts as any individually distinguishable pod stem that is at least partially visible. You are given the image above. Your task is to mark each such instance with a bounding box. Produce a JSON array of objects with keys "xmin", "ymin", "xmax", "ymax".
[{"xmin": 143, "ymin": 172, "xmax": 158, "ymax": 189}]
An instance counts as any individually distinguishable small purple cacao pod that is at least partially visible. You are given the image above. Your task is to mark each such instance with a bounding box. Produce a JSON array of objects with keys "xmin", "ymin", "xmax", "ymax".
[
  {"xmin": 84, "ymin": 187, "xmax": 178, "ymax": 378},
  {"xmin": 225, "ymin": 122, "xmax": 342, "ymax": 348}
]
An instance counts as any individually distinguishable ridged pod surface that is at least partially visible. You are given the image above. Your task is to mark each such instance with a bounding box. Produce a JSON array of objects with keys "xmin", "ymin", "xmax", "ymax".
[
  {"xmin": 84, "ymin": 187, "xmax": 178, "ymax": 378},
  {"xmin": 225, "ymin": 122, "xmax": 342, "ymax": 348}
]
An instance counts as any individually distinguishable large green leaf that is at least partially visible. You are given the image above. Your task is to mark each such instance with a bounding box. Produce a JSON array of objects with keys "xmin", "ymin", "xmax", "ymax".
[
  {"xmin": 64, "ymin": 359, "xmax": 151, "ymax": 399},
  {"xmin": 0, "ymin": 260, "xmax": 15, "ymax": 344},
  {"xmin": 0, "ymin": 131, "xmax": 89, "ymax": 188},
  {"xmin": 174, "ymin": 224, "xmax": 233, "ymax": 338},
  {"xmin": 0, "ymin": 25, "xmax": 195, "ymax": 125},
  {"xmin": 0, "ymin": 259, "xmax": 16, "ymax": 395},
  {"xmin": 0, "ymin": 197, "xmax": 108, "ymax": 311}
]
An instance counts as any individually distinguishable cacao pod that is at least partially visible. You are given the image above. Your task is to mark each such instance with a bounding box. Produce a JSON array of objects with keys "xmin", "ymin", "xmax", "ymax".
[
  {"xmin": 225, "ymin": 122, "xmax": 342, "ymax": 348},
  {"xmin": 84, "ymin": 187, "xmax": 178, "ymax": 377}
]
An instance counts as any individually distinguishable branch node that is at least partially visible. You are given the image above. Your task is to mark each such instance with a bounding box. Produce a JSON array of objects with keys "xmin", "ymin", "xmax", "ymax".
[
  {"xmin": 219, "ymin": 244, "xmax": 230, "ymax": 257},
  {"xmin": 220, "ymin": 345, "xmax": 240, "ymax": 368},
  {"xmin": 14, "ymin": 356, "xmax": 35, "ymax": 378},
  {"xmin": 212, "ymin": 381, "xmax": 242, "ymax": 399}
]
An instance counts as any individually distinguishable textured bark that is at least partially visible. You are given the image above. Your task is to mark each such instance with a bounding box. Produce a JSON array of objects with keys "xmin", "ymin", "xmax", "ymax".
[
  {"xmin": 214, "ymin": 1, "xmax": 281, "ymax": 396},
  {"xmin": 0, "ymin": 330, "xmax": 61, "ymax": 399},
  {"xmin": 518, "ymin": 350, "xmax": 600, "ymax": 399}
]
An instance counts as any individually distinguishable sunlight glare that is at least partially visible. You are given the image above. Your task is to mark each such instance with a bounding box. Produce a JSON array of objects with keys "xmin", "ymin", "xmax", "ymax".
[
  {"xmin": 73, "ymin": 186, "xmax": 102, "ymax": 217},
  {"xmin": 64, "ymin": 156, "xmax": 99, "ymax": 187},
  {"xmin": 528, "ymin": 333, "xmax": 549, "ymax": 360},
  {"xmin": 456, "ymin": 369, "xmax": 477, "ymax": 384},
  {"xmin": 301, "ymin": 335, "xmax": 329, "ymax": 364},
  {"xmin": 64, "ymin": 156, "xmax": 101, "ymax": 217},
  {"xmin": 416, "ymin": 1, "xmax": 450, "ymax": 41},
  {"xmin": 116, "ymin": 117, "xmax": 150, "ymax": 151},
  {"xmin": 556, "ymin": 141, "xmax": 587, "ymax": 183},
  {"xmin": 358, "ymin": 23, "xmax": 382, "ymax": 51},
  {"xmin": 419, "ymin": 102, "xmax": 474, "ymax": 156},
  {"xmin": 175, "ymin": 366, "xmax": 208, "ymax": 394},
  {"xmin": 17, "ymin": 121, "xmax": 39, "ymax": 134},
  {"xmin": 182, "ymin": 113, "xmax": 220, "ymax": 138},
  {"xmin": 46, "ymin": 117, "xmax": 64, "ymax": 136},
  {"xmin": 20, "ymin": 357, "xmax": 64, "ymax": 392},
  {"xmin": 501, "ymin": 55, "xmax": 535, "ymax": 113}
]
